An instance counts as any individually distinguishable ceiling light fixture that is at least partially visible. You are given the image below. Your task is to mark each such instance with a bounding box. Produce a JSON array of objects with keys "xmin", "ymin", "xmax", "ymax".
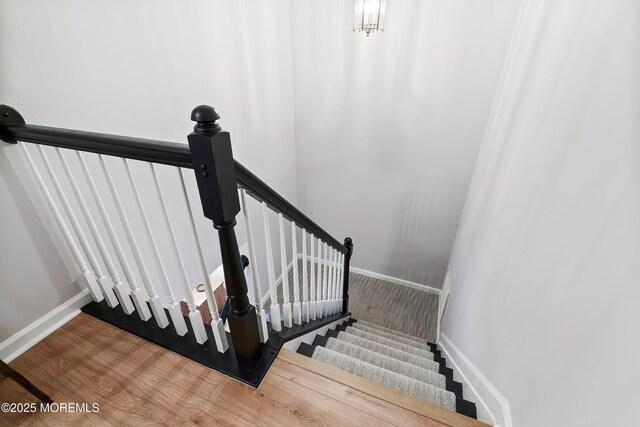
[{"xmin": 353, "ymin": 0, "xmax": 386, "ymax": 37}]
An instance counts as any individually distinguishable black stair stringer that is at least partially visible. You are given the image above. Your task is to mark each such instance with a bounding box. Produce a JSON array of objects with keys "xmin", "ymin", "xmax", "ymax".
[
  {"xmin": 456, "ymin": 398, "xmax": 477, "ymax": 419},
  {"xmin": 427, "ymin": 342, "xmax": 477, "ymax": 419}
]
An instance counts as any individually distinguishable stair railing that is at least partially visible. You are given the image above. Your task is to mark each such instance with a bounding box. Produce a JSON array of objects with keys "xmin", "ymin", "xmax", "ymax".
[{"xmin": 0, "ymin": 103, "xmax": 353, "ymax": 374}]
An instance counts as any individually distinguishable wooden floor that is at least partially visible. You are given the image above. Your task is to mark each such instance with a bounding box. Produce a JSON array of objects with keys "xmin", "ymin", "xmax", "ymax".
[{"xmin": 0, "ymin": 313, "xmax": 485, "ymax": 426}]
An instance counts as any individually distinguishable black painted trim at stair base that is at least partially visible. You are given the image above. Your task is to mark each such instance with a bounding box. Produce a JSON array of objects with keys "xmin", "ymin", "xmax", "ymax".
[
  {"xmin": 297, "ymin": 342, "xmax": 315, "ymax": 358},
  {"xmin": 343, "ymin": 318, "xmax": 357, "ymax": 327},
  {"xmin": 326, "ymin": 329, "xmax": 340, "ymax": 340},
  {"xmin": 456, "ymin": 398, "xmax": 477, "ymax": 419},
  {"xmin": 264, "ymin": 312, "xmax": 351, "ymax": 351},
  {"xmin": 312, "ymin": 334, "xmax": 330, "ymax": 347},
  {"xmin": 335, "ymin": 324, "xmax": 348, "ymax": 333},
  {"xmin": 81, "ymin": 301, "xmax": 277, "ymax": 388},
  {"xmin": 427, "ymin": 342, "xmax": 478, "ymax": 419},
  {"xmin": 446, "ymin": 378, "xmax": 463, "ymax": 399}
]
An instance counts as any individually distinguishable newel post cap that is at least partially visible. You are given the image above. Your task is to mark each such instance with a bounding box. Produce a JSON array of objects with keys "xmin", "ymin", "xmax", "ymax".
[
  {"xmin": 191, "ymin": 105, "xmax": 221, "ymax": 135},
  {"xmin": 344, "ymin": 237, "xmax": 353, "ymax": 257}
]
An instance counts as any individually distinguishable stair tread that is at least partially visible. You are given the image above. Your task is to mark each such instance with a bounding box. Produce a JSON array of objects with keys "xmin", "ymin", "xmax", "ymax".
[
  {"xmin": 350, "ymin": 323, "xmax": 432, "ymax": 351},
  {"xmin": 333, "ymin": 332, "xmax": 440, "ymax": 372},
  {"xmin": 340, "ymin": 329, "xmax": 435, "ymax": 359},
  {"xmin": 357, "ymin": 320, "xmax": 427, "ymax": 343},
  {"xmin": 324, "ymin": 337, "xmax": 447, "ymax": 390},
  {"xmin": 311, "ymin": 346, "xmax": 457, "ymax": 411}
]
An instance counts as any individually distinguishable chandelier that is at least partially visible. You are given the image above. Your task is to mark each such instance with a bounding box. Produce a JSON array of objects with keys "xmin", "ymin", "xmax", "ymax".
[{"xmin": 353, "ymin": 0, "xmax": 386, "ymax": 37}]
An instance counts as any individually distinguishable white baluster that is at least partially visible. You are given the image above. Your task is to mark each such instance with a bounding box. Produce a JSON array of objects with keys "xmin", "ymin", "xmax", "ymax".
[
  {"xmin": 21, "ymin": 145, "xmax": 102, "ymax": 302},
  {"xmin": 301, "ymin": 229, "xmax": 309, "ymax": 322},
  {"xmin": 317, "ymin": 238, "xmax": 324, "ymax": 318},
  {"xmin": 57, "ymin": 149, "xmax": 118, "ymax": 307},
  {"xmin": 106, "ymin": 156, "xmax": 180, "ymax": 331},
  {"xmin": 291, "ymin": 222, "xmax": 302, "ymax": 325},
  {"xmin": 180, "ymin": 170, "xmax": 228, "ymax": 350},
  {"xmin": 152, "ymin": 165, "xmax": 207, "ymax": 343},
  {"xmin": 123, "ymin": 160, "xmax": 170, "ymax": 328},
  {"xmin": 278, "ymin": 213, "xmax": 293, "ymax": 328},
  {"xmin": 239, "ymin": 189, "xmax": 268, "ymax": 344},
  {"xmin": 332, "ymin": 248, "xmax": 340, "ymax": 313},
  {"xmin": 100, "ymin": 156, "xmax": 152, "ymax": 321},
  {"xmin": 323, "ymin": 242, "xmax": 329, "ymax": 317},
  {"xmin": 338, "ymin": 252, "xmax": 345, "ymax": 313},
  {"xmin": 36, "ymin": 146, "xmax": 106, "ymax": 304},
  {"xmin": 324, "ymin": 243, "xmax": 333, "ymax": 315},
  {"xmin": 329, "ymin": 247, "xmax": 337, "ymax": 315},
  {"xmin": 328, "ymin": 247, "xmax": 336, "ymax": 315},
  {"xmin": 309, "ymin": 234, "xmax": 317, "ymax": 320},
  {"xmin": 77, "ymin": 153, "xmax": 135, "ymax": 314},
  {"xmin": 262, "ymin": 203, "xmax": 281, "ymax": 331}
]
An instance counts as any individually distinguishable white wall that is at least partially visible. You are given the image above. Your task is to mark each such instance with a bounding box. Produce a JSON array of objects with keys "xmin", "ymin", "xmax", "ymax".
[
  {"xmin": 440, "ymin": 1, "xmax": 640, "ymax": 425},
  {"xmin": 0, "ymin": 0, "xmax": 296, "ymax": 342},
  {"xmin": 290, "ymin": 0, "xmax": 522, "ymax": 288},
  {"xmin": 0, "ymin": 146, "xmax": 79, "ymax": 342}
]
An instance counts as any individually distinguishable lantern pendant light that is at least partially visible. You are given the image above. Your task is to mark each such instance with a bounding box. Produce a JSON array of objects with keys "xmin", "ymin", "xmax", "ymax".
[{"xmin": 353, "ymin": 0, "xmax": 386, "ymax": 37}]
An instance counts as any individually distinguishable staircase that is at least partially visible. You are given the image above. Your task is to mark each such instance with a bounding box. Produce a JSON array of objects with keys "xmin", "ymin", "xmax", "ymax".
[
  {"xmin": 297, "ymin": 319, "xmax": 478, "ymax": 420},
  {"xmin": 1, "ymin": 102, "xmax": 480, "ymax": 424}
]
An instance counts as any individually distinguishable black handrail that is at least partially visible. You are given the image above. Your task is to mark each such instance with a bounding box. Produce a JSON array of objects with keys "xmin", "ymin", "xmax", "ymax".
[
  {"xmin": 1, "ymin": 122, "xmax": 194, "ymax": 167},
  {"xmin": 235, "ymin": 162, "xmax": 346, "ymax": 252},
  {"xmin": 0, "ymin": 105, "xmax": 347, "ymax": 253}
]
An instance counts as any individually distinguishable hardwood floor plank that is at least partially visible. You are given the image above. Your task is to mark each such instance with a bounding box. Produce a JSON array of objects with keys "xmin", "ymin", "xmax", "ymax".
[
  {"xmin": 2, "ymin": 313, "xmax": 477, "ymax": 426},
  {"xmin": 210, "ymin": 374, "xmax": 395, "ymax": 426},
  {"xmin": 14, "ymin": 344, "xmax": 244, "ymax": 426},
  {"xmin": 279, "ymin": 349, "xmax": 489, "ymax": 427},
  {"xmin": 0, "ymin": 377, "xmax": 40, "ymax": 427},
  {"xmin": 5, "ymin": 315, "xmax": 248, "ymax": 427},
  {"xmin": 270, "ymin": 359, "xmax": 444, "ymax": 427},
  {"xmin": 59, "ymin": 314, "xmax": 223, "ymax": 400}
]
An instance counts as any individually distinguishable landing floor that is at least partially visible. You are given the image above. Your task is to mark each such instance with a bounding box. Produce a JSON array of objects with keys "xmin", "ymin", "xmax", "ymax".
[{"xmin": 0, "ymin": 313, "xmax": 480, "ymax": 426}]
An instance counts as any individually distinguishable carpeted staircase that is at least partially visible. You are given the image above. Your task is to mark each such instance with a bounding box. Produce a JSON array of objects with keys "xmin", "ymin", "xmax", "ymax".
[{"xmin": 297, "ymin": 319, "xmax": 478, "ymax": 419}]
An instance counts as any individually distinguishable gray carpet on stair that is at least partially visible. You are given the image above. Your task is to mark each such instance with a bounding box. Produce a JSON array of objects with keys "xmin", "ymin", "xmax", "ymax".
[
  {"xmin": 334, "ymin": 332, "xmax": 440, "ymax": 371},
  {"xmin": 262, "ymin": 264, "xmax": 438, "ymax": 344},
  {"xmin": 311, "ymin": 346, "xmax": 456, "ymax": 411},
  {"xmin": 357, "ymin": 319, "xmax": 429, "ymax": 344},
  {"xmin": 348, "ymin": 272, "xmax": 439, "ymax": 342},
  {"xmin": 341, "ymin": 328, "xmax": 435, "ymax": 359},
  {"xmin": 324, "ymin": 337, "xmax": 446, "ymax": 389},
  {"xmin": 350, "ymin": 323, "xmax": 431, "ymax": 350}
]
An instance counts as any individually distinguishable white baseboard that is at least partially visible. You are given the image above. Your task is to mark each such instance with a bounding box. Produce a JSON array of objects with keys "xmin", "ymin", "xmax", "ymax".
[
  {"xmin": 0, "ymin": 290, "xmax": 92, "ymax": 363},
  {"xmin": 437, "ymin": 267, "xmax": 451, "ymax": 340},
  {"xmin": 349, "ymin": 267, "xmax": 441, "ymax": 295},
  {"xmin": 439, "ymin": 334, "xmax": 512, "ymax": 427}
]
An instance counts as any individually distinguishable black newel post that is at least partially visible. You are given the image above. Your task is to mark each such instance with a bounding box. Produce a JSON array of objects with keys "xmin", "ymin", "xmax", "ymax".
[
  {"xmin": 342, "ymin": 237, "xmax": 353, "ymax": 315},
  {"xmin": 188, "ymin": 105, "xmax": 261, "ymax": 367}
]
